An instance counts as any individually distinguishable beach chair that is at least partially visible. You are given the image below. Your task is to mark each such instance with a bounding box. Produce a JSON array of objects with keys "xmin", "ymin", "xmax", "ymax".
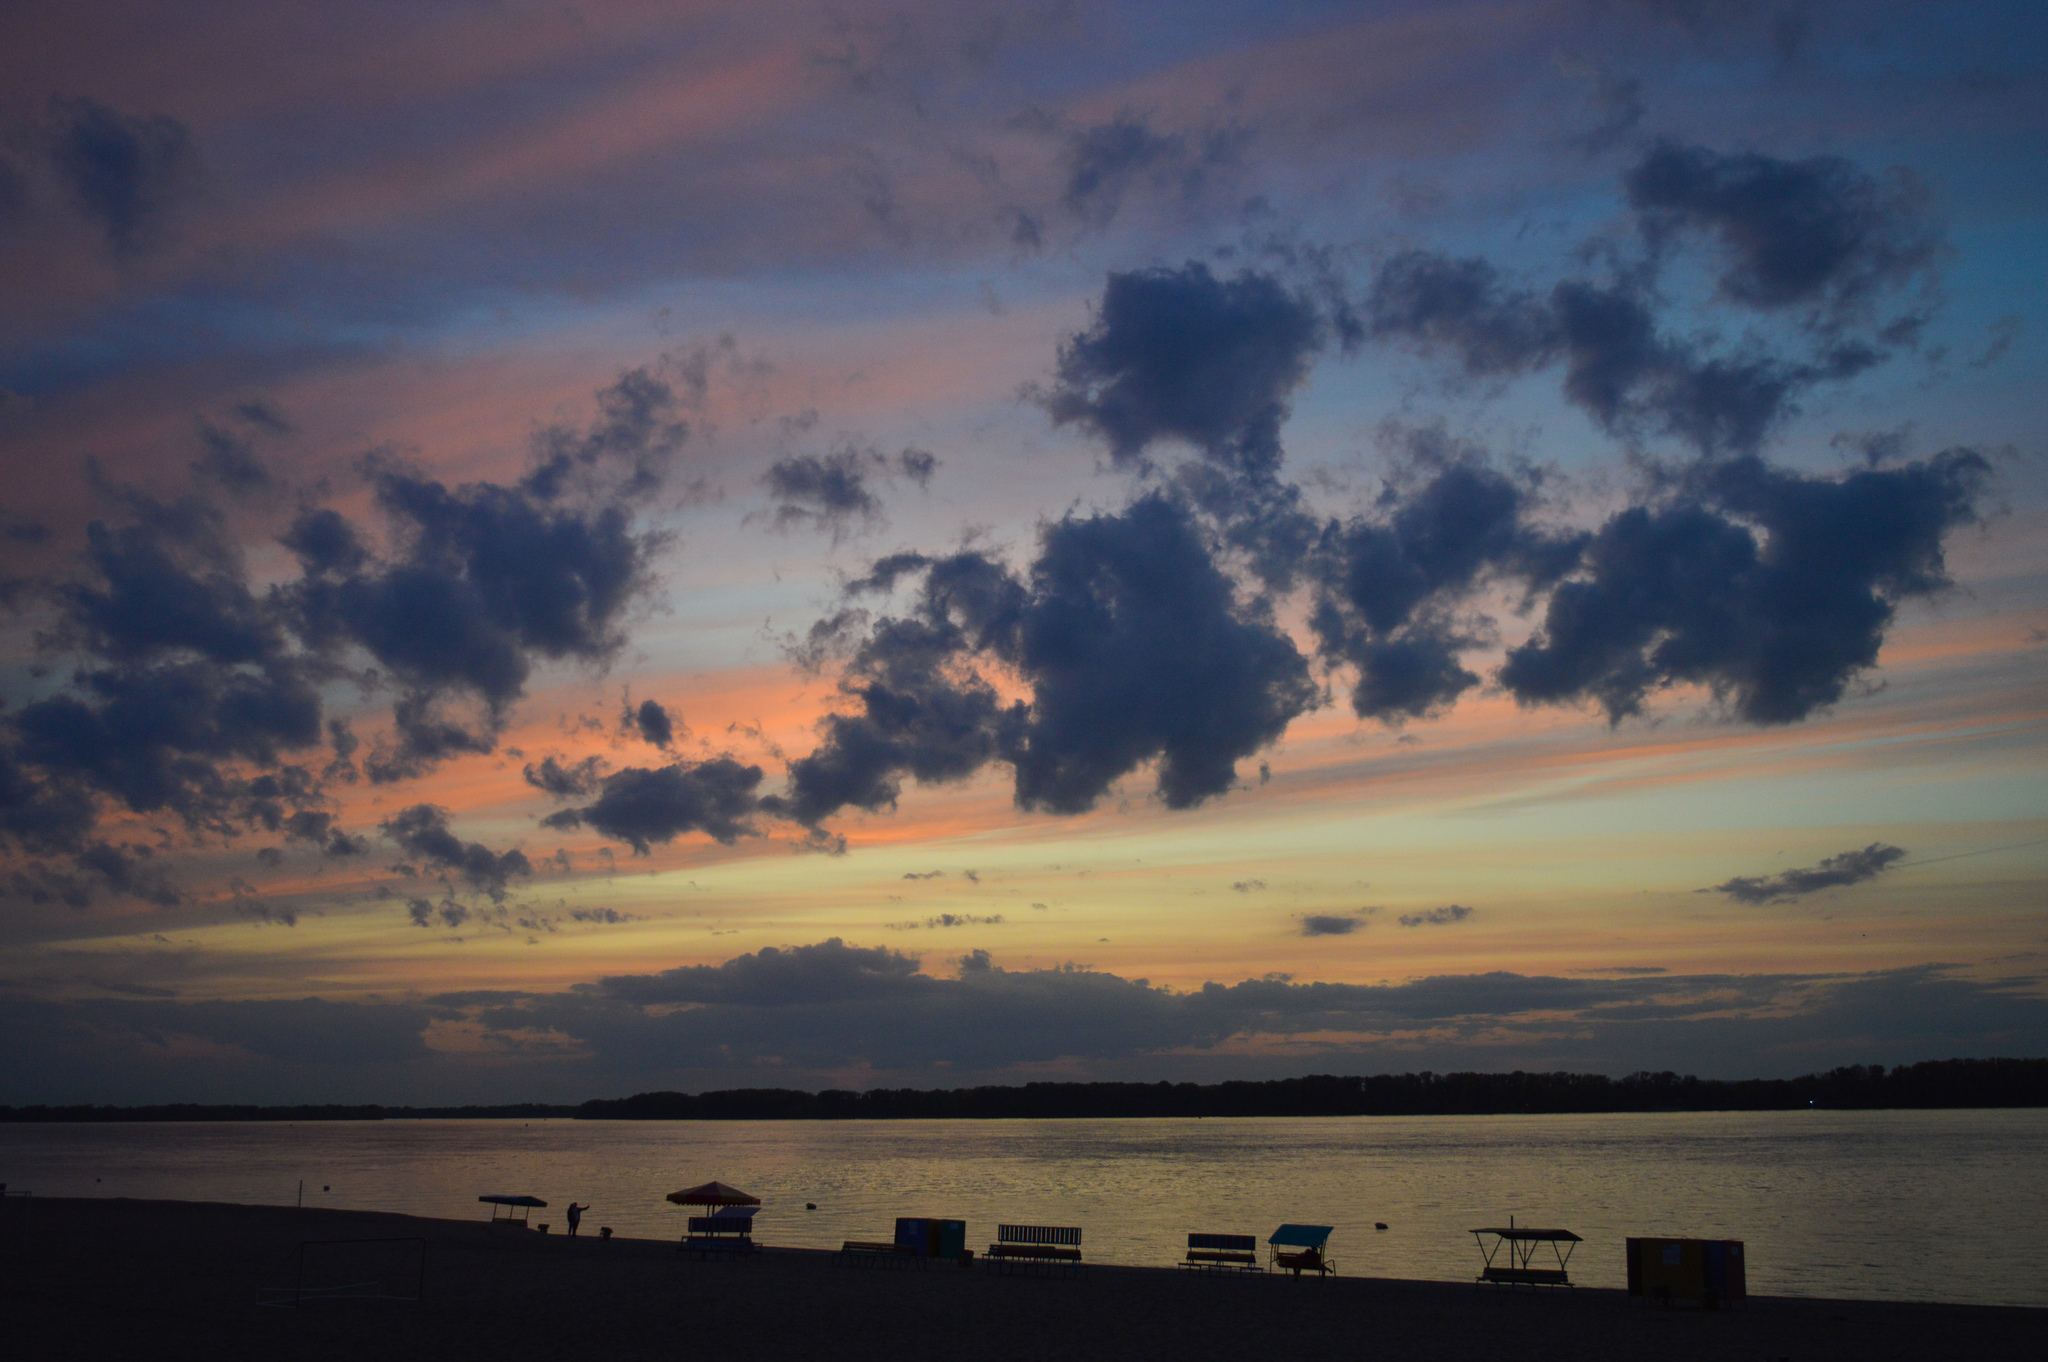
[
  {"xmin": 986, "ymin": 1224, "xmax": 1084, "ymax": 1276},
  {"xmin": 1181, "ymin": 1232, "xmax": 1262, "ymax": 1273}
]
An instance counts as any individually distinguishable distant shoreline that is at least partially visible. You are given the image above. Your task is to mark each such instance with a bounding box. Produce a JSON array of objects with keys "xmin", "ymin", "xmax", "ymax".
[{"xmin": 4, "ymin": 1056, "xmax": 2043, "ymax": 1122}]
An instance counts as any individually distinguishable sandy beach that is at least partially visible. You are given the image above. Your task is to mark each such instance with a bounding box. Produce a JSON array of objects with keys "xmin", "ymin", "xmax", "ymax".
[{"xmin": 1, "ymin": 1197, "xmax": 2038, "ymax": 1361}]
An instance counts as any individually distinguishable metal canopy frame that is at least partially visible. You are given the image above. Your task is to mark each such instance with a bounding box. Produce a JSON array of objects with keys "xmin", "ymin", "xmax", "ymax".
[
  {"xmin": 1470, "ymin": 1221, "xmax": 1581, "ymax": 1288},
  {"xmin": 478, "ymin": 1195, "xmax": 546, "ymax": 1226}
]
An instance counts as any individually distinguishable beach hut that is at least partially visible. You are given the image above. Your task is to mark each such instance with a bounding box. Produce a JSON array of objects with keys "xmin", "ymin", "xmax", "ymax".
[{"xmin": 478, "ymin": 1194, "xmax": 546, "ymax": 1227}]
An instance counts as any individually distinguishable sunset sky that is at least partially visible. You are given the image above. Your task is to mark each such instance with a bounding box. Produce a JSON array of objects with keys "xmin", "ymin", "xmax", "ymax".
[{"xmin": 2, "ymin": 0, "xmax": 2044, "ymax": 1105}]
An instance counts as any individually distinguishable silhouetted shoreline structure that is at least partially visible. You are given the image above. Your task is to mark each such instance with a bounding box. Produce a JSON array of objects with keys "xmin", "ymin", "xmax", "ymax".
[{"xmin": 4, "ymin": 1057, "xmax": 2041, "ymax": 1123}]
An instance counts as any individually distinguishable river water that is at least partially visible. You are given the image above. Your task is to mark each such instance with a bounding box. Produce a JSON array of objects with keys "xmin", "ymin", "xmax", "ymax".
[{"xmin": 3, "ymin": 1108, "xmax": 2041, "ymax": 1307}]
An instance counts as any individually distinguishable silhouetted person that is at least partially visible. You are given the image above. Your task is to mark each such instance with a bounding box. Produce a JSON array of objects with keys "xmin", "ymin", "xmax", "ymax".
[{"xmin": 567, "ymin": 1202, "xmax": 587, "ymax": 1236}]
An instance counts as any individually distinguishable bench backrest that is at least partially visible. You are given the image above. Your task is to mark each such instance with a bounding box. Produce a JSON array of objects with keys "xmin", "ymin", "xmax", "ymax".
[
  {"xmin": 996, "ymin": 1224, "xmax": 1081, "ymax": 1247},
  {"xmin": 1187, "ymin": 1233, "xmax": 1257, "ymax": 1253},
  {"xmin": 687, "ymin": 1217, "xmax": 753, "ymax": 1235}
]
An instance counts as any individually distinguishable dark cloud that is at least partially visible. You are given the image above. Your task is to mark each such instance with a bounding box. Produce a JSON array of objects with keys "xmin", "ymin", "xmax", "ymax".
[
  {"xmin": 1309, "ymin": 458, "xmax": 1585, "ymax": 722},
  {"xmin": 1058, "ymin": 114, "xmax": 1247, "ymax": 228},
  {"xmin": 464, "ymin": 945, "xmax": 2048, "ymax": 1083},
  {"xmin": 284, "ymin": 367, "xmax": 679, "ymax": 779},
  {"xmin": 1398, "ymin": 904, "xmax": 1474, "ymax": 927},
  {"xmin": 379, "ymin": 804, "xmax": 531, "ymax": 901},
  {"xmin": 282, "ymin": 809, "xmax": 368, "ymax": 857},
  {"xmin": 4, "ymin": 952, "xmax": 2043, "ymax": 1102},
  {"xmin": 1365, "ymin": 142, "xmax": 1936, "ymax": 455},
  {"xmin": 0, "ymin": 490, "xmax": 328, "ymax": 885},
  {"xmin": 1501, "ymin": 450, "xmax": 1988, "ymax": 723},
  {"xmin": 761, "ymin": 446, "xmax": 938, "ymax": 539},
  {"xmin": 1365, "ymin": 252, "xmax": 1814, "ymax": 454},
  {"xmin": 783, "ymin": 495, "xmax": 1315, "ymax": 825},
  {"xmin": 776, "ymin": 609, "xmax": 1023, "ymax": 827},
  {"xmin": 1043, "ymin": 262, "xmax": 1323, "ymax": 480},
  {"xmin": 541, "ymin": 757, "xmax": 765, "ymax": 852},
  {"xmin": 1301, "ymin": 914, "xmax": 1364, "ymax": 937},
  {"xmin": 630, "ymin": 698, "xmax": 675, "ymax": 749},
  {"xmin": 190, "ymin": 423, "xmax": 273, "ymax": 498},
  {"xmin": 521, "ymin": 365, "xmax": 689, "ymax": 502},
  {"xmin": 1710, "ymin": 843, "xmax": 1907, "ymax": 904},
  {"xmin": 522, "ymin": 754, "xmax": 605, "ymax": 799},
  {"xmin": 44, "ymin": 95, "xmax": 200, "ymax": 253},
  {"xmin": 1624, "ymin": 140, "xmax": 1941, "ymax": 326},
  {"xmin": 598, "ymin": 938, "xmax": 927, "ymax": 1006},
  {"xmin": 762, "ymin": 449, "xmax": 884, "ymax": 534}
]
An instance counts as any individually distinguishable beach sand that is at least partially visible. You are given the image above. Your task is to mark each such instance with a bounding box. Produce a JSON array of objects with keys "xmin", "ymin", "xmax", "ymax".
[{"xmin": 2, "ymin": 1197, "xmax": 2039, "ymax": 1360}]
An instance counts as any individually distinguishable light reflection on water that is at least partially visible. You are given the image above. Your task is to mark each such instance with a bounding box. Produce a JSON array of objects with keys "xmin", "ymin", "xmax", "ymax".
[{"xmin": 3, "ymin": 1108, "xmax": 2041, "ymax": 1307}]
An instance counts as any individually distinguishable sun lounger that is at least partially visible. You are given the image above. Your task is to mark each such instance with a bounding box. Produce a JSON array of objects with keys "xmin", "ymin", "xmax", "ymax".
[
  {"xmin": 1181, "ymin": 1232, "xmax": 1262, "ymax": 1273},
  {"xmin": 986, "ymin": 1224, "xmax": 1084, "ymax": 1276}
]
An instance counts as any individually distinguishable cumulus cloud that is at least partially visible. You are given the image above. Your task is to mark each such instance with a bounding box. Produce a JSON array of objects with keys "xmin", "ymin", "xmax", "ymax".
[
  {"xmin": 781, "ymin": 494, "xmax": 1316, "ymax": 825},
  {"xmin": 522, "ymin": 755, "xmax": 605, "ymax": 798},
  {"xmin": 1308, "ymin": 455, "xmax": 1585, "ymax": 722},
  {"xmin": 1500, "ymin": 451, "xmax": 1987, "ymax": 723},
  {"xmin": 1709, "ymin": 843, "xmax": 1908, "ymax": 904},
  {"xmin": 1623, "ymin": 140, "xmax": 1941, "ymax": 328},
  {"xmin": 1042, "ymin": 262, "xmax": 1324, "ymax": 480},
  {"xmin": 629, "ymin": 698, "xmax": 675, "ymax": 749},
  {"xmin": 541, "ymin": 758, "xmax": 766, "ymax": 852},
  {"xmin": 1365, "ymin": 251, "xmax": 1823, "ymax": 454},
  {"xmin": 1301, "ymin": 913, "xmax": 1365, "ymax": 937},
  {"xmin": 379, "ymin": 804, "xmax": 531, "ymax": 902},
  {"xmin": 0, "ymin": 364, "xmax": 690, "ymax": 909},
  {"xmin": 1363, "ymin": 144, "xmax": 1940, "ymax": 455}
]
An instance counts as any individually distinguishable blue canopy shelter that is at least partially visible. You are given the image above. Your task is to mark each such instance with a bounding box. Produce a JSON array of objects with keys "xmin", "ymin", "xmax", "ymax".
[{"xmin": 1267, "ymin": 1224, "xmax": 1335, "ymax": 1276}]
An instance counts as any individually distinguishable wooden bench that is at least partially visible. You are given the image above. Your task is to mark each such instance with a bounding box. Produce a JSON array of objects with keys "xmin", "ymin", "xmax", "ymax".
[
  {"xmin": 1181, "ymin": 1233, "xmax": 1261, "ymax": 1273},
  {"xmin": 1481, "ymin": 1266, "xmax": 1570, "ymax": 1286},
  {"xmin": 679, "ymin": 1215, "xmax": 755, "ymax": 1260},
  {"xmin": 837, "ymin": 1240, "xmax": 919, "ymax": 1269},
  {"xmin": 986, "ymin": 1225, "xmax": 1083, "ymax": 1276}
]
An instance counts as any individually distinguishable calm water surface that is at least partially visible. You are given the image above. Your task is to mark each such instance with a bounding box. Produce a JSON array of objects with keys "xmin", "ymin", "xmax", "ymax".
[{"xmin": 3, "ymin": 1109, "xmax": 2042, "ymax": 1308}]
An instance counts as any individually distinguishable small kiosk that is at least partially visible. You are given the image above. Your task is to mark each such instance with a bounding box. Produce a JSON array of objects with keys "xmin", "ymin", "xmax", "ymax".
[
  {"xmin": 1470, "ymin": 1220, "xmax": 1580, "ymax": 1287},
  {"xmin": 1626, "ymin": 1237, "xmax": 1745, "ymax": 1308}
]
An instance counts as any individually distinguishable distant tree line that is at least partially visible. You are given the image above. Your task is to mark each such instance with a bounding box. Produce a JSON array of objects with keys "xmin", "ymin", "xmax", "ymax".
[
  {"xmin": 3, "ymin": 1058, "xmax": 2041, "ymax": 1123},
  {"xmin": 574, "ymin": 1058, "xmax": 2048, "ymax": 1120}
]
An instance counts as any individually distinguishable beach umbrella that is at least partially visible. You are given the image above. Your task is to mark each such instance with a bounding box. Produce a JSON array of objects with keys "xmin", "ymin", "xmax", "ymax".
[{"xmin": 665, "ymin": 1180, "xmax": 760, "ymax": 1208}]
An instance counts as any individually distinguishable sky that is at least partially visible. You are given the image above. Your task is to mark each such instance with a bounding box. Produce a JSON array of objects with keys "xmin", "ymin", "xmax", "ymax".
[{"xmin": 1, "ymin": 0, "xmax": 2044, "ymax": 1106}]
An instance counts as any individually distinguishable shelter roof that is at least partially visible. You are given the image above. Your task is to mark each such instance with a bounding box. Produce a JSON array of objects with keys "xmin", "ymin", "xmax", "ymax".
[
  {"xmin": 478, "ymin": 1195, "xmax": 547, "ymax": 1207},
  {"xmin": 1469, "ymin": 1227, "xmax": 1581, "ymax": 1241},
  {"xmin": 1268, "ymin": 1224, "xmax": 1334, "ymax": 1248},
  {"xmin": 666, "ymin": 1180, "xmax": 761, "ymax": 1207}
]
